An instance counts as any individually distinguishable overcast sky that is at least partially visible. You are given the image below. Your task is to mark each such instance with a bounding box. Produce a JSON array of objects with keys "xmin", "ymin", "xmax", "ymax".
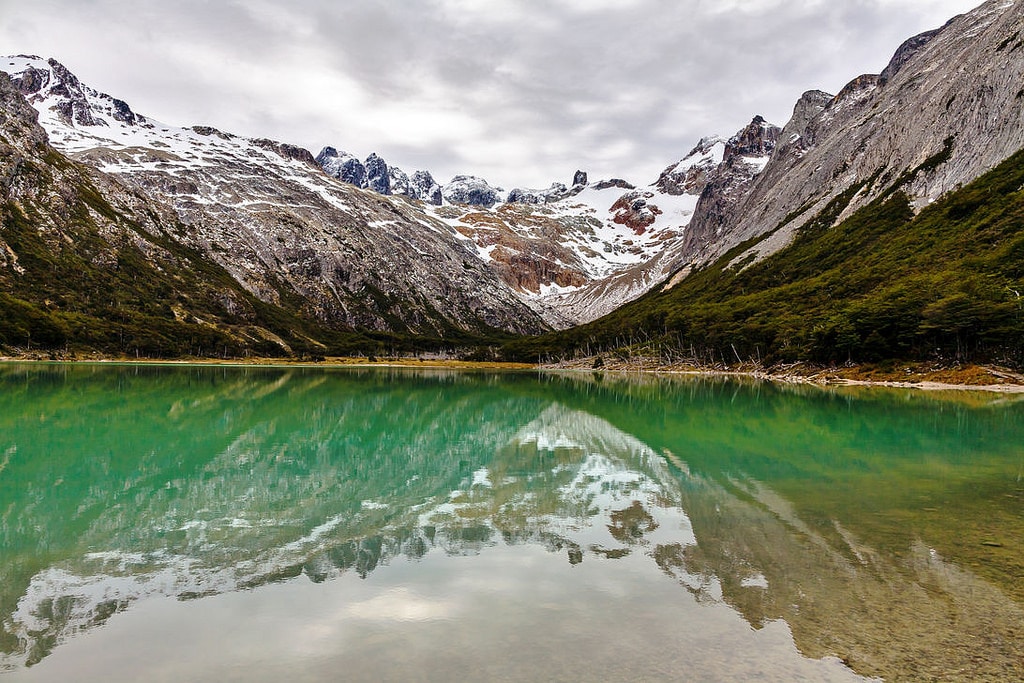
[{"xmin": 1, "ymin": 0, "xmax": 982, "ymax": 189}]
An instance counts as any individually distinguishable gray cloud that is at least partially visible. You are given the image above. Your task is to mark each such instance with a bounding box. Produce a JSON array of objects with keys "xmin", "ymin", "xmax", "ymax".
[{"xmin": 0, "ymin": 0, "xmax": 981, "ymax": 188}]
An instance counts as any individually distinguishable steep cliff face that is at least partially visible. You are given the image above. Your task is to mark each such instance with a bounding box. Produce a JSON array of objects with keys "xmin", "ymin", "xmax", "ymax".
[
  {"xmin": 1, "ymin": 57, "xmax": 549, "ymax": 344},
  {"xmin": 680, "ymin": 0, "xmax": 1024, "ymax": 269},
  {"xmin": 677, "ymin": 117, "xmax": 782, "ymax": 256}
]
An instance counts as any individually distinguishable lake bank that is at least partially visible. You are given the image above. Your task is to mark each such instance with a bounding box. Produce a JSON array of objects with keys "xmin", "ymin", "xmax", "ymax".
[
  {"xmin": 541, "ymin": 356, "xmax": 1024, "ymax": 393},
  {"xmin": 2, "ymin": 352, "xmax": 1023, "ymax": 392}
]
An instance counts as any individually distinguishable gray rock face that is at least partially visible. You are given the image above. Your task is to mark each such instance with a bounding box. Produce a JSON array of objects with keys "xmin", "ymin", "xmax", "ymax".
[
  {"xmin": 442, "ymin": 175, "xmax": 504, "ymax": 208},
  {"xmin": 572, "ymin": 170, "xmax": 588, "ymax": 188},
  {"xmin": 388, "ymin": 165, "xmax": 413, "ymax": 198},
  {"xmin": 364, "ymin": 152, "xmax": 390, "ymax": 195},
  {"xmin": 316, "ymin": 146, "xmax": 367, "ymax": 187},
  {"xmin": 774, "ymin": 90, "xmax": 833, "ymax": 159},
  {"xmin": 879, "ymin": 28, "xmax": 942, "ymax": 83},
  {"xmin": 723, "ymin": 115, "xmax": 780, "ymax": 162},
  {"xmin": 678, "ymin": 0, "xmax": 1024, "ymax": 270},
  {"xmin": 12, "ymin": 64, "xmax": 49, "ymax": 95},
  {"xmin": 411, "ymin": 170, "xmax": 442, "ymax": 205},
  {"xmin": 0, "ymin": 71, "xmax": 49, "ymax": 204}
]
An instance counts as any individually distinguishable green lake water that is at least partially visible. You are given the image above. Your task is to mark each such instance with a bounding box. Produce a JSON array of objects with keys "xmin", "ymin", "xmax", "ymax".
[{"xmin": 0, "ymin": 363, "xmax": 1021, "ymax": 681}]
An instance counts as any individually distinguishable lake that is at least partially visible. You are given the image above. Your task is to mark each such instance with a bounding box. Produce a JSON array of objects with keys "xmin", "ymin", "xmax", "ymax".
[{"xmin": 0, "ymin": 363, "xmax": 1021, "ymax": 681}]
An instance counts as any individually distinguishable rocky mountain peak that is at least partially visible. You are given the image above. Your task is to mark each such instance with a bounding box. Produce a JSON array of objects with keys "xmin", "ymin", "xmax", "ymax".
[
  {"xmin": 656, "ymin": 116, "xmax": 779, "ymax": 201},
  {"xmin": 365, "ymin": 152, "xmax": 390, "ymax": 195},
  {"xmin": 410, "ymin": 170, "xmax": 443, "ymax": 206},
  {"xmin": 442, "ymin": 175, "xmax": 504, "ymax": 208},
  {"xmin": 825, "ymin": 74, "xmax": 881, "ymax": 114},
  {"xmin": 6, "ymin": 55, "xmax": 143, "ymax": 129},
  {"xmin": 724, "ymin": 115, "xmax": 781, "ymax": 163},
  {"xmin": 316, "ymin": 146, "xmax": 367, "ymax": 187},
  {"xmin": 43, "ymin": 58, "xmax": 101, "ymax": 127},
  {"xmin": 388, "ymin": 165, "xmax": 412, "ymax": 196},
  {"xmin": 776, "ymin": 90, "xmax": 833, "ymax": 158},
  {"xmin": 654, "ymin": 136, "xmax": 725, "ymax": 195},
  {"xmin": 879, "ymin": 27, "xmax": 943, "ymax": 83},
  {"xmin": 315, "ymin": 147, "xmax": 447, "ymax": 205}
]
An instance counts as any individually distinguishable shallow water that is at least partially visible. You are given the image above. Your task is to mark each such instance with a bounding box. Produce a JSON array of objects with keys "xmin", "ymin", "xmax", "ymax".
[{"xmin": 0, "ymin": 364, "xmax": 1021, "ymax": 681}]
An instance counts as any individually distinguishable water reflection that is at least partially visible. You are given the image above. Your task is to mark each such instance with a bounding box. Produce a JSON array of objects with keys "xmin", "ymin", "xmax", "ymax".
[{"xmin": 0, "ymin": 364, "xmax": 1021, "ymax": 680}]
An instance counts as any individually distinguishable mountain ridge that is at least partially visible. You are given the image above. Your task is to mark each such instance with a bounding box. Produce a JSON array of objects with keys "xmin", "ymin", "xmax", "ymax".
[
  {"xmin": 2, "ymin": 55, "xmax": 553, "ymax": 343},
  {"xmin": 502, "ymin": 0, "xmax": 1024, "ymax": 369},
  {"xmin": 2, "ymin": 0, "xmax": 1023, "ymax": 362}
]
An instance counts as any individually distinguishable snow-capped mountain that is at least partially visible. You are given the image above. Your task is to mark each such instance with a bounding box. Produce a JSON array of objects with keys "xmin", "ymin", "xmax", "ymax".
[
  {"xmin": 437, "ymin": 116, "xmax": 779, "ymax": 326},
  {"xmin": 314, "ymin": 117, "xmax": 779, "ymax": 328},
  {"xmin": 2, "ymin": 55, "xmax": 548, "ymax": 339},
  {"xmin": 316, "ymin": 146, "xmax": 445, "ymax": 205},
  {"xmin": 7, "ymin": 0, "xmax": 1019, "ymax": 347}
]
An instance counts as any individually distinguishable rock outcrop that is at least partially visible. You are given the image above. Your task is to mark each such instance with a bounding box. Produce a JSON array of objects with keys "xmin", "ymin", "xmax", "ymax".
[{"xmin": 507, "ymin": 182, "xmax": 568, "ymax": 205}]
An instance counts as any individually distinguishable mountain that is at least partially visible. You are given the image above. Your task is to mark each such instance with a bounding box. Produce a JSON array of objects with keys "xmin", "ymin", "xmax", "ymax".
[
  {"xmin": 313, "ymin": 118, "xmax": 780, "ymax": 328},
  {"xmin": 5, "ymin": 0, "xmax": 1022, "ymax": 361},
  {"xmin": 1, "ymin": 55, "xmax": 549, "ymax": 357},
  {"xmin": 0, "ymin": 68, "xmax": 327, "ymax": 356},
  {"xmin": 677, "ymin": 0, "xmax": 1024, "ymax": 270},
  {"xmin": 5, "ymin": 53, "xmax": 747, "ymax": 342},
  {"xmin": 506, "ymin": 0, "xmax": 1024, "ymax": 368},
  {"xmin": 419, "ymin": 117, "xmax": 779, "ymax": 328},
  {"xmin": 316, "ymin": 146, "xmax": 444, "ymax": 205}
]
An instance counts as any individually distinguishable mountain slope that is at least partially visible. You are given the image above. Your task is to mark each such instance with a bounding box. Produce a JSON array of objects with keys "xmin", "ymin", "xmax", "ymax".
[
  {"xmin": 2, "ymin": 56, "xmax": 549, "ymax": 347},
  {"xmin": 500, "ymin": 0, "xmax": 1024, "ymax": 367},
  {"xmin": 0, "ymin": 70, "xmax": 347, "ymax": 356},
  {"xmin": 677, "ymin": 0, "xmax": 1024, "ymax": 270},
  {"xmin": 419, "ymin": 116, "xmax": 780, "ymax": 327},
  {"xmin": 505, "ymin": 145, "xmax": 1024, "ymax": 367}
]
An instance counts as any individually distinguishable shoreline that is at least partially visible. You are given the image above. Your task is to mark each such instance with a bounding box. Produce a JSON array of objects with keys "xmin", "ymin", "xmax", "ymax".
[
  {"xmin": 2, "ymin": 354, "xmax": 1023, "ymax": 393},
  {"xmin": 540, "ymin": 357, "xmax": 1024, "ymax": 394},
  {"xmin": 0, "ymin": 354, "xmax": 537, "ymax": 371}
]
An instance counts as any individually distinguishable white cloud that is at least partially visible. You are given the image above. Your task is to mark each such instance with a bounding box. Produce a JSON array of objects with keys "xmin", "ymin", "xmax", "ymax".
[{"xmin": 0, "ymin": 0, "xmax": 984, "ymax": 188}]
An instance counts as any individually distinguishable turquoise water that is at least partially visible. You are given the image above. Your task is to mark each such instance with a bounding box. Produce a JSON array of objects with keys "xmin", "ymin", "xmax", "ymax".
[{"xmin": 0, "ymin": 364, "xmax": 1021, "ymax": 681}]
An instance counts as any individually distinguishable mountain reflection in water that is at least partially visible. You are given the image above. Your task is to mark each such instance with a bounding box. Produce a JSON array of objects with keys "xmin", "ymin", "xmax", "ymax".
[{"xmin": 0, "ymin": 364, "xmax": 1021, "ymax": 681}]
